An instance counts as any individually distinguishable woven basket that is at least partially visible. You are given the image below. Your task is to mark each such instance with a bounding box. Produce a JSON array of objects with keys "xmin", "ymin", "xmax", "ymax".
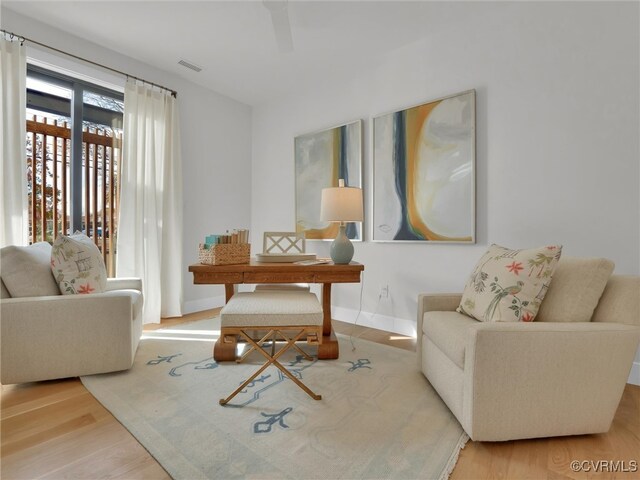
[{"xmin": 198, "ymin": 243, "xmax": 250, "ymax": 265}]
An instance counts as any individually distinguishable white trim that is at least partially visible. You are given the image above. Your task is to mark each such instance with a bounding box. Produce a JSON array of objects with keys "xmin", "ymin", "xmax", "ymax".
[
  {"xmin": 27, "ymin": 48, "xmax": 124, "ymax": 93},
  {"xmin": 628, "ymin": 361, "xmax": 640, "ymax": 386},
  {"xmin": 182, "ymin": 295, "xmax": 225, "ymax": 315},
  {"xmin": 331, "ymin": 305, "xmax": 417, "ymax": 338}
]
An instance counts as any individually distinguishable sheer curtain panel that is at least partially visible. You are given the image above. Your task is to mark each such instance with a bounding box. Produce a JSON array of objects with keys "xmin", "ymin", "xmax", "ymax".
[
  {"xmin": 0, "ymin": 39, "xmax": 27, "ymax": 247},
  {"xmin": 117, "ymin": 81, "xmax": 183, "ymax": 323}
]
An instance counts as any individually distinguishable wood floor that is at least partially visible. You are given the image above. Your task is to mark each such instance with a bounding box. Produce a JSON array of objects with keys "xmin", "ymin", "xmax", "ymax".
[{"xmin": 2, "ymin": 310, "xmax": 638, "ymax": 479}]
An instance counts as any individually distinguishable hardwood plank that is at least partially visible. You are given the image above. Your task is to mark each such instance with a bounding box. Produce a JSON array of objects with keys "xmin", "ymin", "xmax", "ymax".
[
  {"xmin": 1, "ymin": 413, "xmax": 96, "ymax": 457},
  {"xmin": 504, "ymin": 438, "xmax": 549, "ymax": 480},
  {"xmin": 41, "ymin": 437, "xmax": 170, "ymax": 480},
  {"xmin": 1, "ymin": 392, "xmax": 106, "ymax": 447},
  {"xmin": 1, "ymin": 378, "xmax": 84, "ymax": 414}
]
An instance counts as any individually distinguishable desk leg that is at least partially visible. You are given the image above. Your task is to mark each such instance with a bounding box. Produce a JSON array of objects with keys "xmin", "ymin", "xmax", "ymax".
[
  {"xmin": 318, "ymin": 283, "xmax": 339, "ymax": 360},
  {"xmin": 224, "ymin": 284, "xmax": 235, "ymax": 303},
  {"xmin": 214, "ymin": 283, "xmax": 238, "ymax": 362}
]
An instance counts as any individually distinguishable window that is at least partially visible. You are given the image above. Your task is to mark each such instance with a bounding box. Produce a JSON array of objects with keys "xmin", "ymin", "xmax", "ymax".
[{"xmin": 26, "ymin": 65, "xmax": 123, "ymax": 275}]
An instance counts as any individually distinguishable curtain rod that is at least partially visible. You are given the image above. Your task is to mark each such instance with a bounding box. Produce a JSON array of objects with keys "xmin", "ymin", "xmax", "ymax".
[{"xmin": 1, "ymin": 29, "xmax": 177, "ymax": 97}]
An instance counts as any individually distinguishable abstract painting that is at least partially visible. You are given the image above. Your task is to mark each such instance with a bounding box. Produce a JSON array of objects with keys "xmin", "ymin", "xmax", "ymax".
[
  {"xmin": 295, "ymin": 120, "xmax": 362, "ymax": 240},
  {"xmin": 373, "ymin": 90, "xmax": 475, "ymax": 243}
]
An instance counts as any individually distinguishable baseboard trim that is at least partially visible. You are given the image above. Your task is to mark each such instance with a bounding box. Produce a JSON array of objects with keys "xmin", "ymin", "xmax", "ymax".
[
  {"xmin": 182, "ymin": 296, "xmax": 225, "ymax": 315},
  {"xmin": 331, "ymin": 306, "xmax": 417, "ymax": 338},
  {"xmin": 629, "ymin": 361, "xmax": 640, "ymax": 386}
]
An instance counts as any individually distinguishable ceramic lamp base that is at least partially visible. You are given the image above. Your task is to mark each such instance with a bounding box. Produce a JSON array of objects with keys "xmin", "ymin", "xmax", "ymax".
[{"xmin": 330, "ymin": 224, "xmax": 354, "ymax": 264}]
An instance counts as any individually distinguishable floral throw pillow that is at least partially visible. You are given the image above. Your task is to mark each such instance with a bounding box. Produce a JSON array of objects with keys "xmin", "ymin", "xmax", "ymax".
[
  {"xmin": 457, "ymin": 244, "xmax": 563, "ymax": 322},
  {"xmin": 51, "ymin": 232, "xmax": 107, "ymax": 295}
]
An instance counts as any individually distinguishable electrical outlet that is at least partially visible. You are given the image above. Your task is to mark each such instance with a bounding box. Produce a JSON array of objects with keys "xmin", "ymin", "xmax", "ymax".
[{"xmin": 380, "ymin": 285, "xmax": 389, "ymax": 298}]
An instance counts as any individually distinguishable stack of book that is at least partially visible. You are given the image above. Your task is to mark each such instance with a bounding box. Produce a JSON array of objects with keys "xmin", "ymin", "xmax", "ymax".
[
  {"xmin": 199, "ymin": 229, "xmax": 250, "ymax": 265},
  {"xmin": 203, "ymin": 229, "xmax": 249, "ymax": 247}
]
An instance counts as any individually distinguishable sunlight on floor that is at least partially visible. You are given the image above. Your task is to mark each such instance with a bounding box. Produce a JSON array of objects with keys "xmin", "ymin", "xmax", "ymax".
[
  {"xmin": 141, "ymin": 328, "xmax": 220, "ymax": 342},
  {"xmin": 139, "ymin": 335, "xmax": 216, "ymax": 342},
  {"xmin": 389, "ymin": 335, "xmax": 414, "ymax": 341},
  {"xmin": 151, "ymin": 329, "xmax": 219, "ymax": 335}
]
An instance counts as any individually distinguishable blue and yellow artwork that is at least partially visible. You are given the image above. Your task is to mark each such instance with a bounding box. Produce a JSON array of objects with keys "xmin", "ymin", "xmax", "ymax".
[
  {"xmin": 295, "ymin": 120, "xmax": 362, "ymax": 240},
  {"xmin": 373, "ymin": 90, "xmax": 475, "ymax": 243}
]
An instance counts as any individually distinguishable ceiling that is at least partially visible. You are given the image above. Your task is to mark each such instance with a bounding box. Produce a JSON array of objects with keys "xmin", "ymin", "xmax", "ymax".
[{"xmin": 4, "ymin": 1, "xmax": 504, "ymax": 106}]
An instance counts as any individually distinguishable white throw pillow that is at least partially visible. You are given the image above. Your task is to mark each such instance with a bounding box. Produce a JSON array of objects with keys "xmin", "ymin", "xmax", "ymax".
[
  {"xmin": 457, "ymin": 244, "xmax": 563, "ymax": 322},
  {"xmin": 51, "ymin": 233, "xmax": 107, "ymax": 295},
  {"xmin": 0, "ymin": 242, "xmax": 60, "ymax": 297}
]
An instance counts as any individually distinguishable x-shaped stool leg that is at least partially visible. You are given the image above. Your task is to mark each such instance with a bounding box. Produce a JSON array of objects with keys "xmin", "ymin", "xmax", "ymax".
[
  {"xmin": 219, "ymin": 328, "xmax": 321, "ymax": 406},
  {"xmin": 237, "ymin": 330, "xmax": 314, "ymax": 363}
]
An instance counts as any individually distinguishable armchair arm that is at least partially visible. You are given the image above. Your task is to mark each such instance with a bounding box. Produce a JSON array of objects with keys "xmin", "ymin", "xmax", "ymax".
[
  {"xmin": 106, "ymin": 277, "xmax": 142, "ymax": 292},
  {"xmin": 416, "ymin": 293, "xmax": 462, "ymax": 368},
  {"xmin": 1, "ymin": 292, "xmax": 138, "ymax": 384},
  {"xmin": 463, "ymin": 321, "xmax": 640, "ymax": 441},
  {"xmin": 417, "ymin": 293, "xmax": 462, "ymax": 319}
]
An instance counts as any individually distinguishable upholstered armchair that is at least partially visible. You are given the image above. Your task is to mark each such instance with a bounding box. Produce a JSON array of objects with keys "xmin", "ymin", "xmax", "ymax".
[
  {"xmin": 0, "ymin": 242, "xmax": 143, "ymax": 384},
  {"xmin": 417, "ymin": 257, "xmax": 640, "ymax": 441}
]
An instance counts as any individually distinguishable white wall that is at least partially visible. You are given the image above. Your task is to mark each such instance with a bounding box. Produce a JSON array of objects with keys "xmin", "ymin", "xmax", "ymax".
[
  {"xmin": 252, "ymin": 1, "xmax": 640, "ymax": 345},
  {"xmin": 1, "ymin": 8, "xmax": 253, "ymax": 313}
]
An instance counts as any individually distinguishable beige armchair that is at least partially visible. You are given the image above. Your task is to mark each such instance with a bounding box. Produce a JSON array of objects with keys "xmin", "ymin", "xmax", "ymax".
[
  {"xmin": 417, "ymin": 260, "xmax": 640, "ymax": 442},
  {"xmin": 1, "ymin": 243, "xmax": 143, "ymax": 384}
]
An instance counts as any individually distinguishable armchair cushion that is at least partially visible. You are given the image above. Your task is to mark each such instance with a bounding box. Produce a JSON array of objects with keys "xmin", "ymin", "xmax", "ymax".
[
  {"xmin": 0, "ymin": 242, "xmax": 60, "ymax": 297},
  {"xmin": 101, "ymin": 288, "xmax": 144, "ymax": 320},
  {"xmin": 422, "ymin": 311, "xmax": 476, "ymax": 369},
  {"xmin": 592, "ymin": 275, "xmax": 640, "ymax": 326},
  {"xmin": 51, "ymin": 233, "xmax": 107, "ymax": 295},
  {"xmin": 106, "ymin": 277, "xmax": 143, "ymax": 292},
  {"xmin": 457, "ymin": 244, "xmax": 562, "ymax": 322},
  {"xmin": 536, "ymin": 257, "xmax": 614, "ymax": 322}
]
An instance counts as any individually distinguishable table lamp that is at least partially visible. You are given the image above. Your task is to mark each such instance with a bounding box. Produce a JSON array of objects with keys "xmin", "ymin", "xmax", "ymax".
[{"xmin": 320, "ymin": 179, "xmax": 363, "ymax": 264}]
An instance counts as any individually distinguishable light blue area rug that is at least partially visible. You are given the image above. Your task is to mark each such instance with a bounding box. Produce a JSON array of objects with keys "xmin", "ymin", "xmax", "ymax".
[{"xmin": 81, "ymin": 318, "xmax": 468, "ymax": 480}]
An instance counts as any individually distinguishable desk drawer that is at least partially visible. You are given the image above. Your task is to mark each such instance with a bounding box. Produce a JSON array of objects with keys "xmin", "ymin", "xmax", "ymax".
[
  {"xmin": 244, "ymin": 272, "xmax": 316, "ymax": 284},
  {"xmin": 315, "ymin": 272, "xmax": 362, "ymax": 283},
  {"xmin": 193, "ymin": 272, "xmax": 244, "ymax": 284}
]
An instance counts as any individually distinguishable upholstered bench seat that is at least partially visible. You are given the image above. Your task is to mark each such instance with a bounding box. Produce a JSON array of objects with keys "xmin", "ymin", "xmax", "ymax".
[
  {"xmin": 253, "ymin": 283, "xmax": 311, "ymax": 293},
  {"xmin": 221, "ymin": 291, "xmax": 321, "ymax": 327}
]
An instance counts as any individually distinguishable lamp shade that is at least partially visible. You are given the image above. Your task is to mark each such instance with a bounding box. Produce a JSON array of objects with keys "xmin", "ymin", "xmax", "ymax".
[{"xmin": 320, "ymin": 185, "xmax": 363, "ymax": 222}]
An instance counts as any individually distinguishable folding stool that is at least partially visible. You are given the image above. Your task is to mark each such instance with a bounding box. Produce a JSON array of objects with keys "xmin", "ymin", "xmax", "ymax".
[{"xmin": 217, "ymin": 291, "xmax": 323, "ymax": 405}]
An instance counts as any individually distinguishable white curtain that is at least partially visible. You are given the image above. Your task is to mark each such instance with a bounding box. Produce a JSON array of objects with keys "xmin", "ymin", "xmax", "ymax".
[
  {"xmin": 0, "ymin": 38, "xmax": 27, "ymax": 247},
  {"xmin": 117, "ymin": 80, "xmax": 183, "ymax": 324}
]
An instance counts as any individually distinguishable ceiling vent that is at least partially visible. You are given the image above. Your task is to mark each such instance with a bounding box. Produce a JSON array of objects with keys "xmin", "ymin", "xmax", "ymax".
[{"xmin": 178, "ymin": 59, "xmax": 202, "ymax": 73}]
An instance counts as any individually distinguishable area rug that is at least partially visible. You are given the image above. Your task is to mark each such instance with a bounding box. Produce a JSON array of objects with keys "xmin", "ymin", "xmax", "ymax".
[{"xmin": 81, "ymin": 318, "xmax": 468, "ymax": 480}]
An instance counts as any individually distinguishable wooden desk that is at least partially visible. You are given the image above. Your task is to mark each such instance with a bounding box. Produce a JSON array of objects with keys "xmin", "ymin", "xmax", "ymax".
[{"xmin": 188, "ymin": 260, "xmax": 364, "ymax": 360}]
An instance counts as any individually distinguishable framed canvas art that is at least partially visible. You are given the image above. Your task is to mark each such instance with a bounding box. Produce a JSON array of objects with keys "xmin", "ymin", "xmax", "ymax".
[
  {"xmin": 295, "ymin": 120, "xmax": 362, "ymax": 240},
  {"xmin": 372, "ymin": 90, "xmax": 475, "ymax": 243}
]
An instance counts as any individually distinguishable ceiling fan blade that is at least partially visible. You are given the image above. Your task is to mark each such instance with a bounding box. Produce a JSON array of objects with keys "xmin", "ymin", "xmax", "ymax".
[{"xmin": 264, "ymin": 0, "xmax": 294, "ymax": 53}]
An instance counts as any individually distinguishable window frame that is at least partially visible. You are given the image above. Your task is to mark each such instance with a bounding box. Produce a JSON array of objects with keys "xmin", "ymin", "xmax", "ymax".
[{"xmin": 26, "ymin": 64, "xmax": 124, "ymax": 234}]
